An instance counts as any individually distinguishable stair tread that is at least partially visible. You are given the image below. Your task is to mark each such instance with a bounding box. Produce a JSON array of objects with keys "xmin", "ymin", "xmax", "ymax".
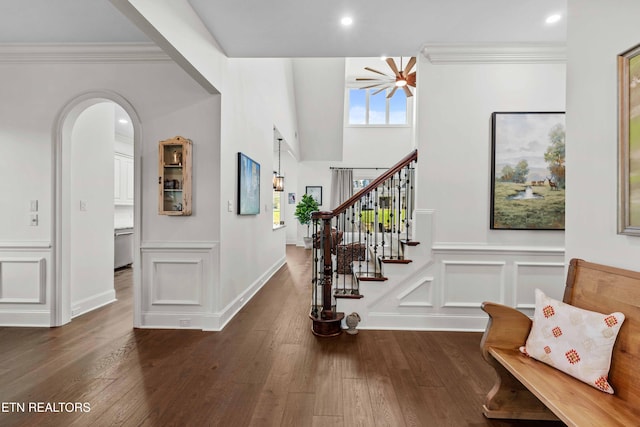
[
  {"xmin": 356, "ymin": 272, "xmax": 388, "ymax": 281},
  {"xmin": 379, "ymin": 256, "xmax": 412, "ymax": 264},
  {"xmin": 334, "ymin": 292, "xmax": 364, "ymax": 299},
  {"xmin": 400, "ymin": 240, "xmax": 420, "ymax": 246}
]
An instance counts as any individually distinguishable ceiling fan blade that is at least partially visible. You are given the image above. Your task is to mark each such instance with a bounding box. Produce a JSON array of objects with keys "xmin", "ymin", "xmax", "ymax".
[
  {"xmin": 407, "ymin": 71, "xmax": 417, "ymax": 87},
  {"xmin": 372, "ymin": 87, "xmax": 387, "ymax": 96},
  {"xmin": 356, "ymin": 78, "xmax": 382, "ymax": 81},
  {"xmin": 403, "ymin": 86, "xmax": 413, "ymax": 97},
  {"xmin": 360, "ymin": 82, "xmax": 389, "ymax": 89},
  {"xmin": 386, "ymin": 86, "xmax": 398, "ymax": 99},
  {"xmin": 385, "ymin": 58, "xmax": 401, "ymax": 78},
  {"xmin": 403, "ymin": 57, "xmax": 416, "ymax": 77},
  {"xmin": 364, "ymin": 67, "xmax": 391, "ymax": 77}
]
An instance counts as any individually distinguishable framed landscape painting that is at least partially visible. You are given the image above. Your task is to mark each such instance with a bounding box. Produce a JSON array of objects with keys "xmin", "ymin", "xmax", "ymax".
[
  {"xmin": 618, "ymin": 43, "xmax": 640, "ymax": 235},
  {"xmin": 490, "ymin": 112, "xmax": 566, "ymax": 230},
  {"xmin": 237, "ymin": 152, "xmax": 260, "ymax": 215}
]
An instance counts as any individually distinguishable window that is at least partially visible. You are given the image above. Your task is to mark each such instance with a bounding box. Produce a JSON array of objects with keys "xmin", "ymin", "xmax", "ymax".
[
  {"xmin": 347, "ymin": 88, "xmax": 409, "ymax": 125},
  {"xmin": 273, "ymin": 191, "xmax": 281, "ymax": 227}
]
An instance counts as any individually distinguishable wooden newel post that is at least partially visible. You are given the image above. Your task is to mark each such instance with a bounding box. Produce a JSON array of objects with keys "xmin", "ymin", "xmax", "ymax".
[
  {"xmin": 321, "ymin": 214, "xmax": 334, "ymax": 320},
  {"xmin": 309, "ymin": 211, "xmax": 344, "ymax": 337}
]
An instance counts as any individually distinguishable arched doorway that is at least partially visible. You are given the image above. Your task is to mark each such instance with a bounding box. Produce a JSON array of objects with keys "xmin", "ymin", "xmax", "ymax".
[{"xmin": 52, "ymin": 91, "xmax": 141, "ymax": 327}]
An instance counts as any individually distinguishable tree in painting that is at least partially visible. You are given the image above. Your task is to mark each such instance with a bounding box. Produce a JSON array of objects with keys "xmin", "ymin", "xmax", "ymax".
[{"xmin": 544, "ymin": 123, "xmax": 566, "ymax": 189}]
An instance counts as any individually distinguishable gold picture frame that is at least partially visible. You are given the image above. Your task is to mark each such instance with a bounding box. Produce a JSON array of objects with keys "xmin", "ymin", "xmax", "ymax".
[{"xmin": 618, "ymin": 43, "xmax": 640, "ymax": 235}]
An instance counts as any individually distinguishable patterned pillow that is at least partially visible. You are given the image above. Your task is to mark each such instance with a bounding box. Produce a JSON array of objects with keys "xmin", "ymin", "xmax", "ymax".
[{"xmin": 520, "ymin": 289, "xmax": 625, "ymax": 394}]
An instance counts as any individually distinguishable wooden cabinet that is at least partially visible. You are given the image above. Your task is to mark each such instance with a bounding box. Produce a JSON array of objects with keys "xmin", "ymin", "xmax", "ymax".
[
  {"xmin": 114, "ymin": 153, "xmax": 134, "ymax": 205},
  {"xmin": 159, "ymin": 136, "xmax": 192, "ymax": 215}
]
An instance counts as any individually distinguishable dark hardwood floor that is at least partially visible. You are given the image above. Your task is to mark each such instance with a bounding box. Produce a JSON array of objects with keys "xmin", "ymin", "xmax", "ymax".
[{"xmin": 0, "ymin": 247, "xmax": 565, "ymax": 427}]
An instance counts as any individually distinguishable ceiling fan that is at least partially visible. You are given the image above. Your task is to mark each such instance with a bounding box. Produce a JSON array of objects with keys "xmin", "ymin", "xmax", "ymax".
[{"xmin": 356, "ymin": 57, "xmax": 417, "ymax": 98}]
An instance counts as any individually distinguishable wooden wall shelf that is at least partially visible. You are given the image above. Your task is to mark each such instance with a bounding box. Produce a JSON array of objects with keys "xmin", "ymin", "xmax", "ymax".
[{"xmin": 158, "ymin": 136, "xmax": 192, "ymax": 216}]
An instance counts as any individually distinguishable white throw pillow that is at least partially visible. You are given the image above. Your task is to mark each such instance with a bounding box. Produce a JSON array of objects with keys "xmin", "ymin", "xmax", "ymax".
[{"xmin": 520, "ymin": 289, "xmax": 625, "ymax": 394}]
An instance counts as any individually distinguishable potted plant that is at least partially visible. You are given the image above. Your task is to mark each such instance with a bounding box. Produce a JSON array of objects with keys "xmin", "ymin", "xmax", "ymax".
[{"xmin": 294, "ymin": 193, "xmax": 319, "ymax": 249}]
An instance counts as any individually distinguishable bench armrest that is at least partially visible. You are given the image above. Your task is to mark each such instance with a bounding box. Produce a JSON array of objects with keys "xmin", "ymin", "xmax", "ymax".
[{"xmin": 480, "ymin": 302, "xmax": 532, "ymax": 361}]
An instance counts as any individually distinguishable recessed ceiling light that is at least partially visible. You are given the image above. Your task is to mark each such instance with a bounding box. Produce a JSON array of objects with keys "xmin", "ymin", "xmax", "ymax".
[
  {"xmin": 341, "ymin": 17, "xmax": 353, "ymax": 26},
  {"xmin": 118, "ymin": 119, "xmax": 129, "ymax": 124},
  {"xmin": 380, "ymin": 56, "xmax": 388, "ymax": 61},
  {"xmin": 545, "ymin": 14, "xmax": 561, "ymax": 24}
]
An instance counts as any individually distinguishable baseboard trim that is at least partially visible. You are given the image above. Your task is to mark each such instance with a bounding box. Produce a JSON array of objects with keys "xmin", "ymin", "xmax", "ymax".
[
  {"xmin": 203, "ymin": 255, "xmax": 286, "ymax": 331},
  {"xmin": 359, "ymin": 312, "xmax": 489, "ymax": 332},
  {"xmin": 71, "ymin": 290, "xmax": 117, "ymax": 319},
  {"xmin": 0, "ymin": 310, "xmax": 51, "ymax": 327}
]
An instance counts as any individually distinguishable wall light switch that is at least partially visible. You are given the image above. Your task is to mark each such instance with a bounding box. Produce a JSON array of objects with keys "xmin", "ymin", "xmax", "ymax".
[
  {"xmin": 80, "ymin": 200, "xmax": 87, "ymax": 211},
  {"xmin": 30, "ymin": 214, "xmax": 38, "ymax": 226},
  {"xmin": 227, "ymin": 200, "xmax": 233, "ymax": 212},
  {"xmin": 30, "ymin": 200, "xmax": 38, "ymax": 212}
]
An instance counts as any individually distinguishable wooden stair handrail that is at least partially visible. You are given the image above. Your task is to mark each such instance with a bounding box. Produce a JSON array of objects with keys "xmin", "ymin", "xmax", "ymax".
[{"xmin": 312, "ymin": 149, "xmax": 417, "ymax": 220}]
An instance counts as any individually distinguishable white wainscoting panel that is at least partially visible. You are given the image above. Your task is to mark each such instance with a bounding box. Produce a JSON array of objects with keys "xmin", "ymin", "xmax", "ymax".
[
  {"xmin": 335, "ymin": 208, "xmax": 566, "ymax": 331},
  {"xmin": 0, "ymin": 257, "xmax": 46, "ymax": 303},
  {"xmin": 0, "ymin": 243, "xmax": 52, "ymax": 326},
  {"xmin": 151, "ymin": 259, "xmax": 203, "ymax": 305},
  {"xmin": 441, "ymin": 261, "xmax": 505, "ymax": 308},
  {"xmin": 140, "ymin": 242, "xmax": 217, "ymax": 328},
  {"xmin": 514, "ymin": 262, "xmax": 565, "ymax": 309},
  {"xmin": 397, "ymin": 276, "xmax": 434, "ymax": 308}
]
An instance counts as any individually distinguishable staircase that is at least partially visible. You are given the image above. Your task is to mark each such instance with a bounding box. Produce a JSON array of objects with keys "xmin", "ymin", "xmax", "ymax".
[{"xmin": 310, "ymin": 150, "xmax": 419, "ymax": 337}]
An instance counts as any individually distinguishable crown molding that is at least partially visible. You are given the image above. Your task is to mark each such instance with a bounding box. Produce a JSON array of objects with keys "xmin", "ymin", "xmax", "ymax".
[
  {"xmin": 0, "ymin": 43, "xmax": 171, "ymax": 64},
  {"xmin": 422, "ymin": 44, "xmax": 566, "ymax": 64}
]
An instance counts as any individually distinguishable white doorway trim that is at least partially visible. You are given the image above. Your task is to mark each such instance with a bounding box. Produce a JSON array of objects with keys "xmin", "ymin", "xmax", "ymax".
[{"xmin": 52, "ymin": 90, "xmax": 142, "ymax": 327}]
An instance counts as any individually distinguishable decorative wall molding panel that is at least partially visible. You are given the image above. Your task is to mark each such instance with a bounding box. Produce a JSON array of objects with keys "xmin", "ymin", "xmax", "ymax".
[
  {"xmin": 441, "ymin": 260, "xmax": 506, "ymax": 308},
  {"xmin": 0, "ymin": 245, "xmax": 52, "ymax": 326},
  {"xmin": 0, "ymin": 257, "xmax": 46, "ymax": 303},
  {"xmin": 0, "ymin": 43, "xmax": 171, "ymax": 64},
  {"xmin": 336, "ymin": 209, "xmax": 566, "ymax": 331},
  {"xmin": 0, "ymin": 242, "xmax": 51, "ymax": 249},
  {"xmin": 140, "ymin": 242, "xmax": 217, "ymax": 329},
  {"xmin": 422, "ymin": 44, "xmax": 567, "ymax": 64},
  {"xmin": 432, "ymin": 244, "xmax": 564, "ymax": 255},
  {"xmin": 396, "ymin": 276, "xmax": 434, "ymax": 308},
  {"xmin": 513, "ymin": 261, "xmax": 565, "ymax": 309},
  {"xmin": 150, "ymin": 259, "xmax": 203, "ymax": 306}
]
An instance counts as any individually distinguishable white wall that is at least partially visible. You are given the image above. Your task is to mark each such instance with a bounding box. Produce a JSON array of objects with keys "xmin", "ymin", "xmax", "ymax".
[
  {"xmin": 293, "ymin": 58, "xmax": 345, "ymax": 161},
  {"xmin": 121, "ymin": 1, "xmax": 301, "ymax": 330},
  {"xmin": 0, "ymin": 52, "xmax": 217, "ymax": 327},
  {"xmin": 417, "ymin": 52, "xmax": 566, "ymax": 247},
  {"xmin": 279, "ymin": 150, "xmax": 299, "ymax": 245},
  {"xmin": 565, "ymin": 0, "xmax": 640, "ymax": 271},
  {"xmin": 70, "ymin": 102, "xmax": 116, "ymax": 315},
  {"xmin": 217, "ymin": 58, "xmax": 297, "ymax": 319},
  {"xmin": 343, "ymin": 127, "xmax": 413, "ymax": 167},
  {"xmin": 383, "ymin": 48, "xmax": 569, "ymax": 329},
  {"xmin": 141, "ymin": 96, "xmax": 221, "ymax": 243}
]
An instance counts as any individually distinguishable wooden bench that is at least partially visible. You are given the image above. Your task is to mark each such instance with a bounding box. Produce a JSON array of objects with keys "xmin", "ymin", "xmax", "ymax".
[{"xmin": 480, "ymin": 258, "xmax": 640, "ymax": 426}]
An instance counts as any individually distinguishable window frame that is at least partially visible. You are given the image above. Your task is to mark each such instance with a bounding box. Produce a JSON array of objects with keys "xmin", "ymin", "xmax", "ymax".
[
  {"xmin": 273, "ymin": 189, "xmax": 283, "ymax": 228},
  {"xmin": 345, "ymin": 87, "xmax": 413, "ymax": 128}
]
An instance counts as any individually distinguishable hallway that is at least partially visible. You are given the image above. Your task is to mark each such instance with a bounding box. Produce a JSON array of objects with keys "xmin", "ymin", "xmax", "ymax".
[{"xmin": 0, "ymin": 247, "xmax": 563, "ymax": 426}]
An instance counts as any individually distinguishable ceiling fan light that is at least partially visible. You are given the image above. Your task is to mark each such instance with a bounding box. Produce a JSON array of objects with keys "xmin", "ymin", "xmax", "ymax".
[{"xmin": 395, "ymin": 79, "xmax": 407, "ymax": 87}]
